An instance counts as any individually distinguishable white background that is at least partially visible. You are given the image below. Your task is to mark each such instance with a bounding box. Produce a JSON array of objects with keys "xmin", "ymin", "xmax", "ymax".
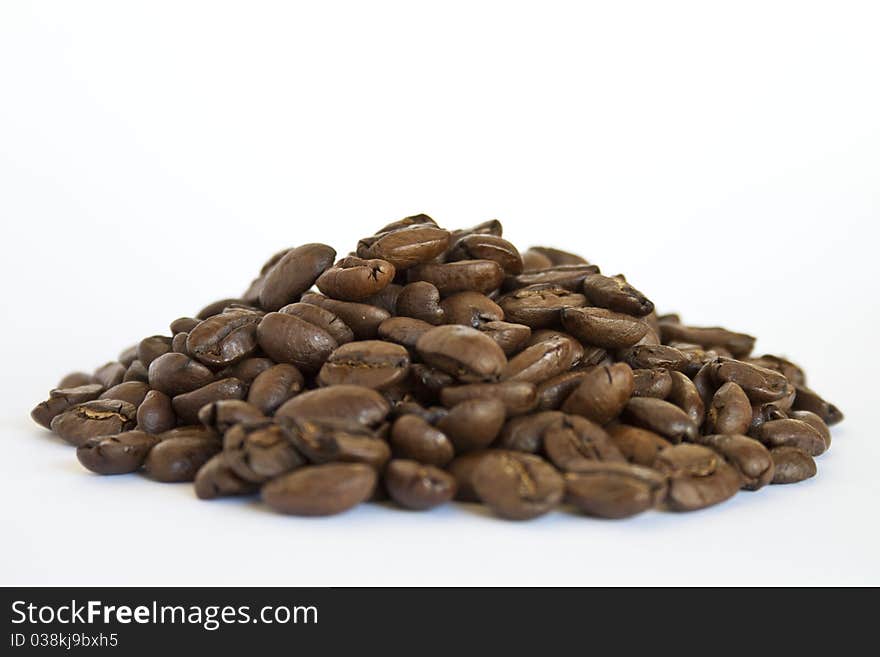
[{"xmin": 1, "ymin": 1, "xmax": 878, "ymax": 586}]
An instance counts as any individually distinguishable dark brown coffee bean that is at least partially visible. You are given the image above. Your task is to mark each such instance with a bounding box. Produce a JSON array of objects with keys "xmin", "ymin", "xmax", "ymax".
[
  {"xmin": 696, "ymin": 434, "xmax": 774, "ymax": 491},
  {"xmin": 709, "ymin": 358, "xmax": 790, "ymax": 403},
  {"xmin": 316, "ymin": 256, "xmax": 396, "ymax": 301},
  {"xmin": 57, "ymin": 372, "xmax": 95, "ymax": 388},
  {"xmin": 396, "ymin": 281, "xmax": 444, "ymax": 324},
  {"xmin": 564, "ymin": 462, "xmax": 667, "ymax": 519},
  {"xmin": 496, "ymin": 411, "xmax": 564, "ymax": 453},
  {"xmin": 262, "ymin": 463, "xmax": 377, "ymax": 516},
  {"xmin": 390, "ymin": 415, "xmax": 454, "ymax": 466},
  {"xmin": 98, "ymin": 381, "xmax": 151, "ymax": 408},
  {"xmin": 666, "ymin": 371, "xmax": 705, "ymax": 427},
  {"xmin": 534, "ymin": 371, "xmax": 589, "ymax": 411},
  {"xmin": 357, "ymin": 224, "xmax": 451, "ymax": 269},
  {"xmin": 748, "ymin": 402, "xmax": 788, "ymax": 435},
  {"xmin": 792, "ymin": 386, "xmax": 844, "ymax": 426},
  {"xmin": 561, "ymin": 307, "xmax": 648, "ymax": 349},
  {"xmin": 256, "ymin": 312, "xmax": 337, "ymax": 374},
  {"xmin": 436, "ymin": 399, "xmax": 506, "ymax": 452},
  {"xmin": 704, "ymin": 382, "xmax": 752, "ymax": 435},
  {"xmin": 472, "ymin": 451, "xmax": 564, "ymax": 520},
  {"xmin": 449, "ymin": 219, "xmax": 503, "ymax": 240},
  {"xmin": 118, "ymin": 344, "xmax": 139, "ymax": 367},
  {"xmin": 281, "ymin": 417, "xmax": 390, "ymax": 470},
  {"xmin": 170, "ymin": 317, "xmax": 201, "ymax": 335},
  {"xmin": 194, "ymin": 454, "xmax": 259, "ymax": 499},
  {"xmin": 621, "ymin": 345, "xmax": 691, "ymax": 372},
  {"xmin": 300, "ymin": 292, "xmax": 391, "ymax": 340},
  {"xmin": 144, "ymin": 435, "xmax": 220, "ymax": 483},
  {"xmin": 447, "ymin": 450, "xmax": 492, "ymax": 502},
  {"xmin": 385, "ymin": 460, "xmax": 456, "ymax": 510},
  {"xmin": 607, "ymin": 424, "xmax": 672, "ymax": 467},
  {"xmin": 756, "ymin": 419, "xmax": 827, "ymax": 456},
  {"xmin": 147, "ymin": 352, "xmax": 215, "ymax": 397},
  {"xmin": 498, "ymin": 285, "xmax": 586, "ymax": 329},
  {"xmin": 31, "ymin": 384, "xmax": 105, "ymax": 429},
  {"xmin": 243, "ymin": 364, "xmax": 303, "ymax": 415},
  {"xmin": 223, "ymin": 420, "xmax": 304, "ymax": 483},
  {"xmin": 408, "ymin": 364, "xmax": 457, "ymax": 404},
  {"xmin": 653, "ymin": 444, "xmax": 741, "ymax": 511},
  {"xmin": 622, "ymin": 397, "xmax": 699, "ymax": 443},
  {"xmin": 197, "ymin": 298, "xmax": 246, "ymax": 320},
  {"xmin": 788, "ymin": 410, "xmax": 832, "ymax": 451},
  {"xmin": 747, "ymin": 354, "xmax": 806, "ymax": 386},
  {"xmin": 526, "ymin": 246, "xmax": 588, "ymax": 266},
  {"xmin": 542, "ymin": 415, "xmax": 625, "ymax": 471},
  {"xmin": 275, "ymin": 385, "xmax": 390, "ymax": 427},
  {"xmin": 408, "ymin": 259, "xmax": 505, "ymax": 296},
  {"xmin": 502, "ymin": 335, "xmax": 580, "ymax": 384},
  {"xmin": 186, "ymin": 309, "xmax": 261, "ymax": 367},
  {"xmin": 171, "ymin": 332, "xmax": 190, "ymax": 355},
  {"xmin": 50, "ymin": 399, "xmax": 137, "ymax": 446},
  {"xmin": 658, "ymin": 323, "xmax": 756, "ymax": 359},
  {"xmin": 582, "ymin": 273, "xmax": 654, "ymax": 316},
  {"xmin": 416, "ymin": 325, "xmax": 507, "ymax": 382},
  {"xmin": 278, "ymin": 302, "xmax": 355, "ymax": 345},
  {"xmin": 562, "ymin": 363, "xmax": 635, "ymax": 425},
  {"xmin": 505, "ymin": 264, "xmax": 600, "ymax": 292},
  {"xmin": 446, "ymin": 234, "xmax": 523, "ymax": 275},
  {"xmin": 137, "ymin": 336, "xmax": 173, "ymax": 368},
  {"xmin": 377, "ymin": 316, "xmax": 435, "ymax": 351},
  {"xmin": 123, "ymin": 360, "xmax": 149, "ymax": 383},
  {"xmin": 440, "ymin": 381, "xmax": 538, "ymax": 416},
  {"xmin": 136, "ymin": 390, "xmax": 176, "ymax": 434},
  {"xmin": 93, "ymin": 361, "xmax": 126, "ymax": 390},
  {"xmin": 360, "ymin": 282, "xmax": 402, "ymax": 315},
  {"xmin": 259, "ymin": 243, "xmax": 336, "ymax": 311},
  {"xmin": 770, "ymin": 447, "xmax": 817, "ymax": 484},
  {"xmin": 477, "ymin": 321, "xmax": 532, "ymax": 356},
  {"xmin": 632, "ymin": 368, "xmax": 673, "ymax": 399},
  {"xmin": 318, "ymin": 340, "xmax": 410, "ymax": 390},
  {"xmin": 440, "ymin": 291, "xmax": 504, "ymax": 327},
  {"xmin": 198, "ymin": 399, "xmax": 266, "ymax": 433},
  {"xmin": 171, "ymin": 378, "xmax": 246, "ymax": 425},
  {"xmin": 218, "ymin": 356, "xmax": 275, "ymax": 384},
  {"xmin": 76, "ymin": 430, "xmax": 160, "ymax": 475}
]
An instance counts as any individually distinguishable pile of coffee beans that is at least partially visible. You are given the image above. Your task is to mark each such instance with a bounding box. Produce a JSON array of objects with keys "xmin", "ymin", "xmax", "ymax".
[{"xmin": 31, "ymin": 215, "xmax": 844, "ymax": 519}]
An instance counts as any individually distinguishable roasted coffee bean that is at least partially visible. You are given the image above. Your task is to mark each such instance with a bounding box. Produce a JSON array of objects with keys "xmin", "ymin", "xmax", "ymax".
[
  {"xmin": 535, "ymin": 371, "xmax": 589, "ymax": 411},
  {"xmin": 377, "ymin": 317, "xmax": 435, "ymax": 351},
  {"xmin": 447, "ymin": 451, "xmax": 491, "ymax": 502},
  {"xmin": 521, "ymin": 249, "xmax": 554, "ymax": 271},
  {"xmin": 497, "ymin": 411, "xmax": 565, "ymax": 453},
  {"xmin": 704, "ymin": 382, "xmax": 752, "ymax": 435},
  {"xmin": 561, "ymin": 307, "xmax": 648, "ymax": 349},
  {"xmin": 223, "ymin": 421, "xmax": 304, "ymax": 483},
  {"xmin": 564, "ymin": 462, "xmax": 667, "ymax": 519},
  {"xmin": 440, "ymin": 291, "xmax": 504, "ymax": 327},
  {"xmin": 186, "ymin": 310, "xmax": 261, "ymax": 367},
  {"xmin": 171, "ymin": 378, "xmax": 247, "ymax": 425},
  {"xmin": 170, "ymin": 317, "xmax": 201, "ymax": 335},
  {"xmin": 526, "ymin": 246, "xmax": 589, "ymax": 266},
  {"xmin": 416, "ymin": 325, "xmax": 507, "ymax": 382},
  {"xmin": 408, "ymin": 259, "xmax": 505, "ymax": 296},
  {"xmin": 632, "ymin": 368, "xmax": 672, "ymax": 399},
  {"xmin": 440, "ymin": 381, "xmax": 537, "ymax": 416},
  {"xmin": 748, "ymin": 402, "xmax": 788, "ymax": 435},
  {"xmin": 562, "ymin": 363, "xmax": 634, "ymax": 425},
  {"xmin": 300, "ymin": 292, "xmax": 390, "ymax": 340},
  {"xmin": 450, "ymin": 219, "xmax": 503, "ymax": 240},
  {"xmin": 76, "ymin": 430, "xmax": 160, "ymax": 475},
  {"xmin": 793, "ymin": 386, "xmax": 844, "ymax": 426},
  {"xmin": 118, "ymin": 345, "xmax": 139, "ymax": 367},
  {"xmin": 385, "ymin": 460, "xmax": 456, "ymax": 511},
  {"xmin": 244, "ymin": 364, "xmax": 304, "ymax": 415},
  {"xmin": 622, "ymin": 345, "xmax": 691, "ymax": 372},
  {"xmin": 622, "ymin": 398, "xmax": 699, "ymax": 443},
  {"xmin": 282, "ymin": 417, "xmax": 390, "ymax": 469},
  {"xmin": 505, "ymin": 264, "xmax": 600, "ymax": 292},
  {"xmin": 658, "ymin": 323, "xmax": 756, "ymax": 359},
  {"xmin": 653, "ymin": 444, "xmax": 741, "ymax": 511},
  {"xmin": 197, "ymin": 298, "xmax": 246, "ymax": 320},
  {"xmin": 607, "ymin": 424, "xmax": 673, "ymax": 467},
  {"xmin": 198, "ymin": 399, "xmax": 266, "ymax": 433},
  {"xmin": 747, "ymin": 354, "xmax": 806, "ymax": 387},
  {"xmin": 93, "ymin": 362, "xmax": 126, "ymax": 390},
  {"xmin": 390, "ymin": 415, "xmax": 455, "ymax": 466},
  {"xmin": 357, "ymin": 224, "xmax": 451, "ymax": 269},
  {"xmin": 50, "ymin": 399, "xmax": 137, "ymax": 447},
  {"xmin": 396, "ymin": 281, "xmax": 444, "ymax": 324},
  {"xmin": 709, "ymin": 358, "xmax": 789, "ymax": 403},
  {"xmin": 542, "ymin": 416, "xmax": 625, "ymax": 471},
  {"xmin": 278, "ymin": 302, "xmax": 354, "ymax": 345},
  {"xmin": 218, "ymin": 356, "xmax": 275, "ymax": 384},
  {"xmin": 257, "ymin": 312, "xmax": 338, "ymax": 374},
  {"xmin": 98, "ymin": 381, "xmax": 151, "ymax": 408},
  {"xmin": 318, "ymin": 340, "xmax": 410, "ymax": 389},
  {"xmin": 375, "ymin": 213, "xmax": 438, "ymax": 233},
  {"xmin": 498, "ymin": 285, "xmax": 586, "ymax": 329},
  {"xmin": 137, "ymin": 336, "xmax": 173, "ymax": 368},
  {"xmin": 275, "ymin": 385, "xmax": 390, "ymax": 427},
  {"xmin": 582, "ymin": 273, "xmax": 654, "ymax": 317},
  {"xmin": 194, "ymin": 454, "xmax": 259, "ymax": 499},
  {"xmin": 31, "ymin": 384, "xmax": 105, "ymax": 429},
  {"xmin": 171, "ymin": 332, "xmax": 190, "ymax": 355},
  {"xmin": 770, "ymin": 447, "xmax": 817, "ymax": 484},
  {"xmin": 262, "ymin": 463, "xmax": 377, "ymax": 516},
  {"xmin": 477, "ymin": 321, "xmax": 532, "ymax": 356},
  {"xmin": 666, "ymin": 371, "xmax": 705, "ymax": 427},
  {"xmin": 447, "ymin": 234, "xmax": 522, "ymax": 274},
  {"xmin": 436, "ymin": 399, "xmax": 506, "ymax": 452},
  {"xmin": 472, "ymin": 451, "xmax": 564, "ymax": 520},
  {"xmin": 147, "ymin": 352, "xmax": 215, "ymax": 397},
  {"xmin": 696, "ymin": 434, "xmax": 774, "ymax": 491},
  {"xmin": 756, "ymin": 419, "xmax": 827, "ymax": 456},
  {"xmin": 136, "ymin": 390, "xmax": 176, "ymax": 434},
  {"xmin": 57, "ymin": 372, "xmax": 95, "ymax": 389},
  {"xmin": 360, "ymin": 282, "xmax": 403, "ymax": 315},
  {"xmin": 788, "ymin": 410, "xmax": 832, "ymax": 451},
  {"xmin": 408, "ymin": 364, "xmax": 456, "ymax": 403},
  {"xmin": 144, "ymin": 435, "xmax": 220, "ymax": 483},
  {"xmin": 259, "ymin": 243, "xmax": 336, "ymax": 311},
  {"xmin": 123, "ymin": 360, "xmax": 149, "ymax": 383},
  {"xmin": 502, "ymin": 335, "xmax": 580, "ymax": 384},
  {"xmin": 316, "ymin": 256, "xmax": 396, "ymax": 301}
]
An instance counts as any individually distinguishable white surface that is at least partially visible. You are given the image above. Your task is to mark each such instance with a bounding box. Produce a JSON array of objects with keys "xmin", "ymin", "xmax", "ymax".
[{"xmin": 1, "ymin": 1, "xmax": 879, "ymax": 586}]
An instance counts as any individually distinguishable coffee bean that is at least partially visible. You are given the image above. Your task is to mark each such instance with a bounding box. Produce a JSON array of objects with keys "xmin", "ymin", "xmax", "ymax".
[
  {"xmin": 256, "ymin": 312, "xmax": 334, "ymax": 374},
  {"xmin": 390, "ymin": 415, "xmax": 455, "ymax": 466},
  {"xmin": 709, "ymin": 358, "xmax": 789, "ymax": 403},
  {"xmin": 118, "ymin": 345, "xmax": 139, "ymax": 367},
  {"xmin": 262, "ymin": 463, "xmax": 377, "ymax": 516},
  {"xmin": 136, "ymin": 390, "xmax": 177, "ymax": 434},
  {"xmin": 607, "ymin": 424, "xmax": 672, "ymax": 467},
  {"xmin": 496, "ymin": 411, "xmax": 565, "ymax": 453},
  {"xmin": 447, "ymin": 234, "xmax": 523, "ymax": 275},
  {"xmin": 147, "ymin": 352, "xmax": 215, "ymax": 397},
  {"xmin": 396, "ymin": 281, "xmax": 445, "ymax": 324},
  {"xmin": 137, "ymin": 336, "xmax": 173, "ymax": 368},
  {"xmin": 316, "ymin": 256, "xmax": 396, "ymax": 301},
  {"xmin": 792, "ymin": 386, "xmax": 844, "ymax": 426},
  {"xmin": 582, "ymin": 273, "xmax": 654, "ymax": 317},
  {"xmin": 318, "ymin": 340, "xmax": 410, "ymax": 389},
  {"xmin": 704, "ymin": 382, "xmax": 752, "ymax": 435},
  {"xmin": 505, "ymin": 264, "xmax": 600, "ymax": 292},
  {"xmin": 357, "ymin": 224, "xmax": 451, "ymax": 269},
  {"xmin": 440, "ymin": 291, "xmax": 504, "ymax": 327},
  {"xmin": 542, "ymin": 415, "xmax": 625, "ymax": 471},
  {"xmin": 622, "ymin": 397, "xmax": 699, "ymax": 443},
  {"xmin": 756, "ymin": 418, "xmax": 827, "ymax": 456},
  {"xmin": 561, "ymin": 307, "xmax": 649, "ymax": 349},
  {"xmin": 788, "ymin": 410, "xmax": 832, "ymax": 451},
  {"xmin": 276, "ymin": 385, "xmax": 390, "ymax": 427},
  {"xmin": 535, "ymin": 371, "xmax": 589, "ymax": 411},
  {"xmin": 170, "ymin": 317, "xmax": 201, "ymax": 335},
  {"xmin": 436, "ymin": 399, "xmax": 506, "ymax": 452},
  {"xmin": 696, "ymin": 434, "xmax": 774, "ymax": 491},
  {"xmin": 57, "ymin": 372, "xmax": 95, "ymax": 389},
  {"xmin": 747, "ymin": 354, "xmax": 807, "ymax": 387},
  {"xmin": 658, "ymin": 323, "xmax": 756, "ymax": 359},
  {"xmin": 498, "ymin": 285, "xmax": 586, "ymax": 329},
  {"xmin": 171, "ymin": 378, "xmax": 247, "ymax": 425},
  {"xmin": 144, "ymin": 434, "xmax": 220, "ymax": 483},
  {"xmin": 93, "ymin": 362, "xmax": 126, "ymax": 390},
  {"xmin": 123, "ymin": 360, "xmax": 149, "ymax": 383},
  {"xmin": 50, "ymin": 399, "xmax": 137, "ymax": 446},
  {"xmin": 770, "ymin": 447, "xmax": 817, "ymax": 484},
  {"xmin": 447, "ymin": 451, "xmax": 491, "ymax": 502},
  {"xmin": 194, "ymin": 454, "xmax": 259, "ymax": 500},
  {"xmin": 472, "ymin": 451, "xmax": 564, "ymax": 520},
  {"xmin": 526, "ymin": 246, "xmax": 589, "ymax": 266},
  {"xmin": 408, "ymin": 259, "xmax": 505, "ymax": 296},
  {"xmin": 502, "ymin": 335, "xmax": 580, "ymax": 384},
  {"xmin": 384, "ymin": 460, "xmax": 457, "ymax": 510},
  {"xmin": 632, "ymin": 368, "xmax": 673, "ymax": 399},
  {"xmin": 440, "ymin": 381, "xmax": 538, "ymax": 416},
  {"xmin": 300, "ymin": 293, "xmax": 391, "ymax": 340},
  {"xmin": 197, "ymin": 399, "xmax": 266, "ymax": 433},
  {"xmin": 76, "ymin": 430, "xmax": 159, "ymax": 475},
  {"xmin": 477, "ymin": 321, "xmax": 532, "ymax": 356},
  {"xmin": 278, "ymin": 302, "xmax": 355, "ymax": 345},
  {"xmin": 259, "ymin": 243, "xmax": 336, "ymax": 311},
  {"xmin": 653, "ymin": 444, "xmax": 741, "ymax": 511},
  {"xmin": 99, "ymin": 381, "xmax": 151, "ymax": 408},
  {"xmin": 283, "ymin": 417, "xmax": 391, "ymax": 469},
  {"xmin": 416, "ymin": 325, "xmax": 507, "ymax": 382},
  {"xmin": 562, "ymin": 363, "xmax": 634, "ymax": 425},
  {"xmin": 186, "ymin": 309, "xmax": 262, "ymax": 367},
  {"xmin": 197, "ymin": 298, "xmax": 246, "ymax": 320},
  {"xmin": 218, "ymin": 356, "xmax": 275, "ymax": 384},
  {"xmin": 223, "ymin": 421, "xmax": 304, "ymax": 483},
  {"xmin": 564, "ymin": 462, "xmax": 667, "ymax": 519},
  {"xmin": 244, "ymin": 364, "xmax": 304, "ymax": 415},
  {"xmin": 31, "ymin": 383, "xmax": 104, "ymax": 429},
  {"xmin": 666, "ymin": 371, "xmax": 705, "ymax": 427},
  {"xmin": 621, "ymin": 344, "xmax": 692, "ymax": 372},
  {"xmin": 171, "ymin": 332, "xmax": 190, "ymax": 355}
]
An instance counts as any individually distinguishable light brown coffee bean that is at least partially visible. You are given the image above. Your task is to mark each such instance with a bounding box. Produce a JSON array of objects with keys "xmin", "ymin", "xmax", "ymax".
[{"xmin": 770, "ymin": 447, "xmax": 817, "ymax": 484}]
